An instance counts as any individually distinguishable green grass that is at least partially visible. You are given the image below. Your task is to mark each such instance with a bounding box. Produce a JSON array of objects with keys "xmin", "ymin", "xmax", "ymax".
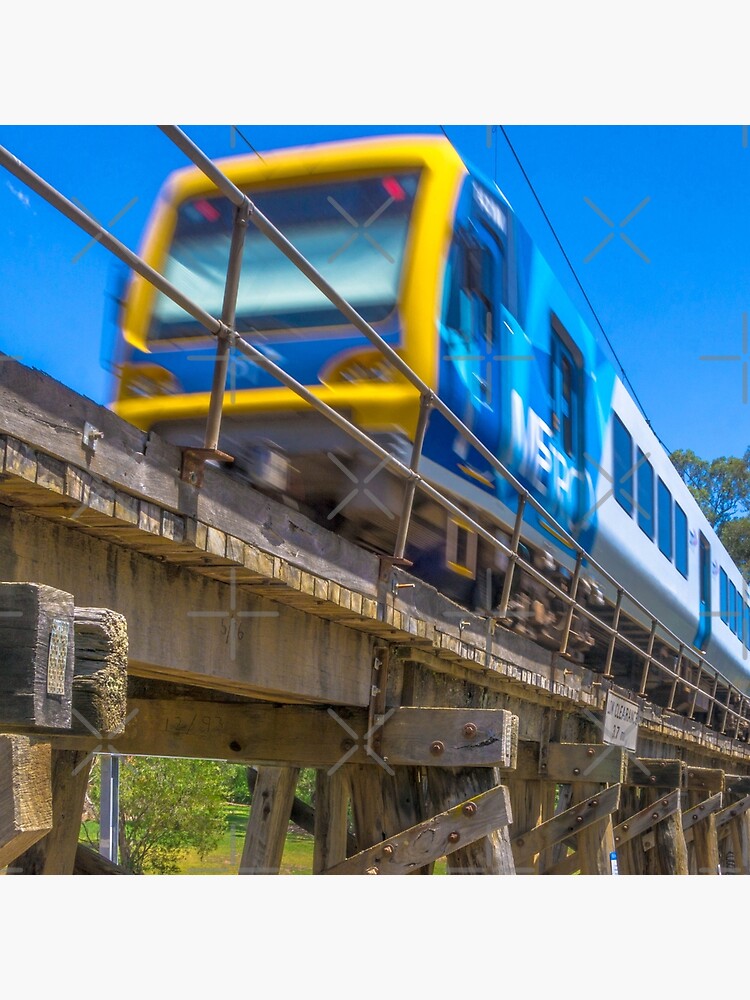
[{"xmin": 82, "ymin": 803, "xmax": 448, "ymax": 874}]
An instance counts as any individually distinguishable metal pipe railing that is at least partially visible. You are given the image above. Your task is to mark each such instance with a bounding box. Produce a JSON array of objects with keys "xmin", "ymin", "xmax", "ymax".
[{"xmin": 2, "ymin": 129, "xmax": 748, "ymax": 741}]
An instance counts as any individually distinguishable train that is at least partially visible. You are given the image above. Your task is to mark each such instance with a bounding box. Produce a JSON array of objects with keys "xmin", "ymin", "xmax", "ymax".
[{"xmin": 108, "ymin": 133, "xmax": 750, "ymax": 704}]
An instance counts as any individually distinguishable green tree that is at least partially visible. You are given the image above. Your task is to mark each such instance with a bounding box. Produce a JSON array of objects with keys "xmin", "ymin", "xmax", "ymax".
[
  {"xmin": 87, "ymin": 756, "xmax": 231, "ymax": 874},
  {"xmin": 671, "ymin": 447, "xmax": 750, "ymax": 572},
  {"xmin": 670, "ymin": 448, "xmax": 750, "ymax": 531}
]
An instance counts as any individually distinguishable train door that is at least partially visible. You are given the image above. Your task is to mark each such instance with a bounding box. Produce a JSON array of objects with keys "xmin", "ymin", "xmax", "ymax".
[
  {"xmin": 549, "ymin": 323, "xmax": 584, "ymax": 527},
  {"xmin": 693, "ymin": 532, "xmax": 712, "ymax": 651}
]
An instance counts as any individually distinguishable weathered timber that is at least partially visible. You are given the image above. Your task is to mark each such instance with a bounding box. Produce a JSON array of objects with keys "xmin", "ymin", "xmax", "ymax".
[
  {"xmin": 46, "ymin": 699, "xmax": 518, "ymax": 768},
  {"xmin": 511, "ymin": 784, "xmax": 621, "ymax": 870},
  {"xmin": 0, "ymin": 735, "xmax": 51, "ymax": 868},
  {"xmin": 239, "ymin": 766, "xmax": 299, "ymax": 874},
  {"xmin": 346, "ymin": 764, "xmax": 427, "ymax": 864},
  {"xmin": 506, "ymin": 777, "xmax": 545, "ymax": 874},
  {"xmin": 628, "ymin": 758, "xmax": 684, "ymax": 788},
  {"xmin": 12, "ymin": 749, "xmax": 94, "ymax": 874},
  {"xmin": 428, "ymin": 769, "xmax": 515, "ymax": 874},
  {"xmin": 326, "ymin": 784, "xmax": 512, "ymax": 875},
  {"xmin": 0, "ymin": 582, "xmax": 74, "ymax": 729},
  {"xmin": 683, "ymin": 766, "xmax": 724, "ymax": 794},
  {"xmin": 70, "ymin": 608, "xmax": 128, "ymax": 738},
  {"xmin": 612, "ymin": 788, "xmax": 682, "ymax": 849},
  {"xmin": 313, "ymin": 768, "xmax": 352, "ymax": 873},
  {"xmin": 573, "ymin": 780, "xmax": 617, "ymax": 875},
  {"xmin": 645, "ymin": 796, "xmax": 689, "ymax": 875},
  {"xmin": 713, "ymin": 793, "xmax": 750, "ymax": 829},
  {"xmin": 682, "ymin": 792, "xmax": 724, "ymax": 835},
  {"xmin": 544, "ymin": 743, "xmax": 627, "ymax": 784},
  {"xmin": 725, "ymin": 775, "xmax": 750, "ymax": 796},
  {"xmin": 74, "ymin": 842, "xmax": 127, "ymax": 875},
  {"xmin": 689, "ymin": 790, "xmax": 721, "ymax": 876}
]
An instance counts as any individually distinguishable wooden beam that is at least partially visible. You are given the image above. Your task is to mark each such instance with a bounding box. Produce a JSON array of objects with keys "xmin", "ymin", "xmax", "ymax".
[
  {"xmin": 682, "ymin": 792, "xmax": 724, "ymax": 835},
  {"xmin": 0, "ymin": 583, "xmax": 75, "ymax": 730},
  {"xmin": 47, "ymin": 699, "xmax": 518, "ymax": 768},
  {"xmin": 511, "ymin": 784, "xmax": 621, "ymax": 868},
  {"xmin": 74, "ymin": 843, "xmax": 127, "ymax": 875},
  {"xmin": 313, "ymin": 768, "xmax": 351, "ymax": 873},
  {"xmin": 627, "ymin": 758, "xmax": 684, "ymax": 789},
  {"xmin": 714, "ymin": 793, "xmax": 750, "ymax": 830},
  {"xmin": 613, "ymin": 789, "xmax": 682, "ymax": 848},
  {"xmin": 0, "ymin": 735, "xmax": 52, "ymax": 869},
  {"xmin": 239, "ymin": 766, "xmax": 299, "ymax": 874},
  {"xmin": 11, "ymin": 749, "xmax": 93, "ymax": 874},
  {"xmin": 543, "ymin": 744, "xmax": 627, "ymax": 785},
  {"xmin": 683, "ymin": 766, "xmax": 724, "ymax": 794},
  {"xmin": 725, "ymin": 775, "xmax": 750, "ymax": 797},
  {"xmin": 326, "ymin": 784, "xmax": 512, "ymax": 875},
  {"xmin": 70, "ymin": 607, "xmax": 127, "ymax": 738}
]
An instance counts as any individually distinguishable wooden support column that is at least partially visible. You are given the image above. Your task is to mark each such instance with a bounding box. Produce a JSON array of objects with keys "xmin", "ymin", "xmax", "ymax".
[
  {"xmin": 11, "ymin": 749, "xmax": 93, "ymax": 875},
  {"xmin": 346, "ymin": 764, "xmax": 426, "ymax": 858},
  {"xmin": 0, "ymin": 735, "xmax": 52, "ymax": 869},
  {"xmin": 239, "ymin": 766, "xmax": 299, "ymax": 874},
  {"xmin": 613, "ymin": 786, "xmax": 646, "ymax": 875},
  {"xmin": 313, "ymin": 768, "xmax": 351, "ymax": 874},
  {"xmin": 506, "ymin": 777, "xmax": 544, "ymax": 874},
  {"xmin": 428, "ymin": 768, "xmax": 515, "ymax": 874},
  {"xmin": 572, "ymin": 781, "xmax": 616, "ymax": 875}
]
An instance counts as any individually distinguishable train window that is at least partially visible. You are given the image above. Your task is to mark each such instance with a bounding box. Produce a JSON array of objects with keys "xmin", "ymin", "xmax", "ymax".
[
  {"xmin": 446, "ymin": 518, "xmax": 478, "ymax": 579},
  {"xmin": 674, "ymin": 503, "xmax": 688, "ymax": 578},
  {"xmin": 657, "ymin": 479, "xmax": 672, "ymax": 560},
  {"xmin": 729, "ymin": 584, "xmax": 737, "ymax": 635},
  {"xmin": 551, "ymin": 326, "xmax": 582, "ymax": 465},
  {"xmin": 746, "ymin": 602, "xmax": 750, "ymax": 650},
  {"xmin": 637, "ymin": 449, "xmax": 654, "ymax": 539},
  {"xmin": 613, "ymin": 415, "xmax": 634, "ymax": 515},
  {"xmin": 720, "ymin": 568, "xmax": 729, "ymax": 624}
]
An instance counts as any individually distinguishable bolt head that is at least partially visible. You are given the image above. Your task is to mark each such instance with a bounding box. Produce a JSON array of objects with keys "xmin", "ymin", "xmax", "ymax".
[
  {"xmin": 573, "ymin": 767, "xmax": 581, "ymax": 775},
  {"xmin": 448, "ymin": 831, "xmax": 460, "ymax": 844},
  {"xmin": 341, "ymin": 739, "xmax": 354, "ymax": 752},
  {"xmin": 463, "ymin": 802, "xmax": 478, "ymax": 817},
  {"xmin": 382, "ymin": 845, "xmax": 394, "ymax": 856},
  {"xmin": 463, "ymin": 723, "xmax": 478, "ymax": 739},
  {"xmin": 430, "ymin": 740, "xmax": 445, "ymax": 756},
  {"xmin": 587, "ymin": 748, "xmax": 595, "ymax": 756}
]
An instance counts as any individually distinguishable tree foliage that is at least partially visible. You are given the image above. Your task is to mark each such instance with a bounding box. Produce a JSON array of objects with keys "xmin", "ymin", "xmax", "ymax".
[
  {"xmin": 88, "ymin": 756, "xmax": 233, "ymax": 874},
  {"xmin": 671, "ymin": 447, "xmax": 750, "ymax": 573},
  {"xmin": 670, "ymin": 448, "xmax": 750, "ymax": 531}
]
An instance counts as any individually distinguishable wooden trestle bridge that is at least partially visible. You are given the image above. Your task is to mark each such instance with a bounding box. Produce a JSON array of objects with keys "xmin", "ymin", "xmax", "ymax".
[{"xmin": 1, "ymin": 356, "xmax": 749, "ymax": 875}]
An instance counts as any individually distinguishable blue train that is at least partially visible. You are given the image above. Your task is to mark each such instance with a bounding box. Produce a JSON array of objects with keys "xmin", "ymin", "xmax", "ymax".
[{"xmin": 110, "ymin": 134, "xmax": 750, "ymax": 702}]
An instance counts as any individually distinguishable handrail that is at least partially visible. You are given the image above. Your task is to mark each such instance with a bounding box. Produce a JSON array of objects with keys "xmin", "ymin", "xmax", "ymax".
[{"xmin": 1, "ymin": 128, "xmax": 747, "ymax": 740}]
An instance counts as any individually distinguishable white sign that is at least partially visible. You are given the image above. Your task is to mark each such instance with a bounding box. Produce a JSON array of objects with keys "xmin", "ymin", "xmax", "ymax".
[{"xmin": 603, "ymin": 691, "xmax": 640, "ymax": 752}]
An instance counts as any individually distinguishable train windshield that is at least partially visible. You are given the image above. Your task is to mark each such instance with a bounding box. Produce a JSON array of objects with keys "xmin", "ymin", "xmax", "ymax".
[{"xmin": 148, "ymin": 171, "xmax": 421, "ymax": 340}]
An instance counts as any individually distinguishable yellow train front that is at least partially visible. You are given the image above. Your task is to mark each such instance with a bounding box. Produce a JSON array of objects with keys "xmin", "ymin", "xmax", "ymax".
[{"xmin": 113, "ymin": 136, "xmax": 473, "ymax": 550}]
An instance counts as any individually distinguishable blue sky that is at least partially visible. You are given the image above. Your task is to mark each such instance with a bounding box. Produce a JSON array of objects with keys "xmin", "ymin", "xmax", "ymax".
[{"xmin": 0, "ymin": 124, "xmax": 748, "ymax": 463}]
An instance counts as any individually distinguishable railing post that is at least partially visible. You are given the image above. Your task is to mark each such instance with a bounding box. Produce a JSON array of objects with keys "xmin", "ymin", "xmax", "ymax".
[
  {"xmin": 558, "ymin": 552, "xmax": 583, "ymax": 657},
  {"xmin": 393, "ymin": 393, "xmax": 433, "ymax": 561},
  {"xmin": 667, "ymin": 644, "xmax": 684, "ymax": 711},
  {"xmin": 639, "ymin": 620, "xmax": 658, "ymax": 696},
  {"xmin": 603, "ymin": 589, "xmax": 623, "ymax": 679},
  {"xmin": 496, "ymin": 495, "xmax": 527, "ymax": 619}
]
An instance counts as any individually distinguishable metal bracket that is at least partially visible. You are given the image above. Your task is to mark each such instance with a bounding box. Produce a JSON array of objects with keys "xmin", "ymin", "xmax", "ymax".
[
  {"xmin": 378, "ymin": 554, "xmax": 413, "ymax": 582},
  {"xmin": 82, "ymin": 422, "xmax": 103, "ymax": 452},
  {"xmin": 367, "ymin": 645, "xmax": 390, "ymax": 763},
  {"xmin": 180, "ymin": 447, "xmax": 234, "ymax": 487}
]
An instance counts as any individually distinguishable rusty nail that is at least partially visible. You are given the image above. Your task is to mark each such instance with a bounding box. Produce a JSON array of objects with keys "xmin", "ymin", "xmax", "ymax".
[
  {"xmin": 463, "ymin": 723, "xmax": 478, "ymax": 739},
  {"xmin": 649, "ymin": 776, "xmax": 657, "ymax": 783},
  {"xmin": 576, "ymin": 815, "xmax": 583, "ymax": 823},
  {"xmin": 516, "ymin": 837, "xmax": 524, "ymax": 847},
  {"xmin": 448, "ymin": 831, "xmax": 460, "ymax": 844},
  {"xmin": 652, "ymin": 812, "xmax": 659, "ymax": 820},
  {"xmin": 463, "ymin": 802, "xmax": 477, "ymax": 816},
  {"xmin": 587, "ymin": 747, "xmax": 595, "ymax": 756},
  {"xmin": 430, "ymin": 740, "xmax": 445, "ymax": 755}
]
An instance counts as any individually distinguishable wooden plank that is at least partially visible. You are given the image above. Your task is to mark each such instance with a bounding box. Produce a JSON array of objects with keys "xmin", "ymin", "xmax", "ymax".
[
  {"xmin": 544, "ymin": 743, "xmax": 627, "ymax": 785},
  {"xmin": 46, "ymin": 699, "xmax": 518, "ymax": 768},
  {"xmin": 11, "ymin": 749, "xmax": 93, "ymax": 874},
  {"xmin": 573, "ymin": 780, "xmax": 617, "ymax": 875},
  {"xmin": 74, "ymin": 843, "xmax": 127, "ymax": 875},
  {"xmin": 511, "ymin": 784, "xmax": 621, "ymax": 868},
  {"xmin": 326, "ymin": 784, "xmax": 512, "ymax": 875},
  {"xmin": 725, "ymin": 775, "xmax": 750, "ymax": 797},
  {"xmin": 627, "ymin": 758, "xmax": 684, "ymax": 788},
  {"xmin": 613, "ymin": 789, "xmax": 681, "ymax": 848},
  {"xmin": 0, "ymin": 735, "xmax": 52, "ymax": 869},
  {"xmin": 647, "ymin": 808, "xmax": 689, "ymax": 874},
  {"xmin": 684, "ymin": 766, "xmax": 725, "ymax": 794},
  {"xmin": 714, "ymin": 793, "xmax": 750, "ymax": 830},
  {"xmin": 428, "ymin": 770, "xmax": 515, "ymax": 874},
  {"xmin": 239, "ymin": 766, "xmax": 299, "ymax": 874},
  {"xmin": 0, "ymin": 582, "xmax": 75, "ymax": 730},
  {"xmin": 683, "ymin": 792, "xmax": 724, "ymax": 833}
]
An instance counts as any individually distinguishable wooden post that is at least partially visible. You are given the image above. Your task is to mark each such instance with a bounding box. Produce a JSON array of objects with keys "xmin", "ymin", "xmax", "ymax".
[
  {"xmin": 427, "ymin": 768, "xmax": 515, "ymax": 874},
  {"xmin": 572, "ymin": 781, "xmax": 616, "ymax": 875},
  {"xmin": 0, "ymin": 583, "xmax": 75, "ymax": 730},
  {"xmin": 346, "ymin": 764, "xmax": 426, "ymax": 859},
  {"xmin": 507, "ymin": 777, "xmax": 544, "ymax": 874},
  {"xmin": 313, "ymin": 768, "xmax": 351, "ymax": 874},
  {"xmin": 69, "ymin": 608, "xmax": 128, "ymax": 738},
  {"xmin": 0, "ymin": 735, "xmax": 52, "ymax": 869},
  {"xmin": 239, "ymin": 766, "xmax": 299, "ymax": 874},
  {"xmin": 11, "ymin": 749, "xmax": 93, "ymax": 874},
  {"xmin": 645, "ymin": 789, "xmax": 689, "ymax": 875}
]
